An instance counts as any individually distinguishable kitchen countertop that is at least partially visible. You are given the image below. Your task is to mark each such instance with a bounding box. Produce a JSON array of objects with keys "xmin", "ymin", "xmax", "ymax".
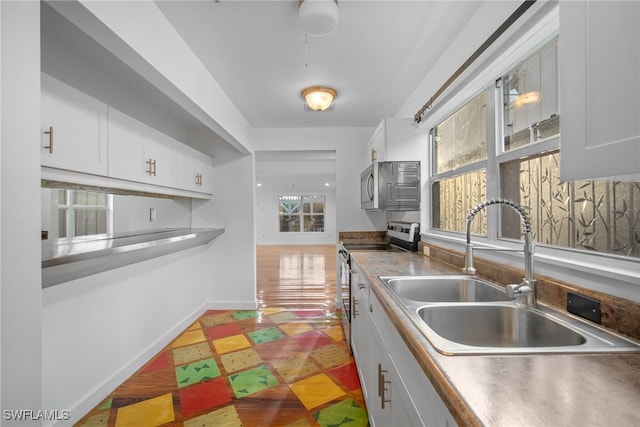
[
  {"xmin": 350, "ymin": 250, "xmax": 640, "ymax": 427},
  {"xmin": 42, "ymin": 228, "xmax": 224, "ymax": 288}
]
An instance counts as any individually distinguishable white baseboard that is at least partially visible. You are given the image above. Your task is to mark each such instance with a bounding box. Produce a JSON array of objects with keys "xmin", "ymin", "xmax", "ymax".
[
  {"xmin": 60, "ymin": 303, "xmax": 208, "ymax": 427},
  {"xmin": 206, "ymin": 300, "xmax": 258, "ymax": 310}
]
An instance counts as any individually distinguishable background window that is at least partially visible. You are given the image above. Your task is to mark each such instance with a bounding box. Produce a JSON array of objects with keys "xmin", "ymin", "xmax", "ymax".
[
  {"xmin": 279, "ymin": 195, "xmax": 325, "ymax": 233},
  {"xmin": 58, "ymin": 190, "xmax": 112, "ymax": 239}
]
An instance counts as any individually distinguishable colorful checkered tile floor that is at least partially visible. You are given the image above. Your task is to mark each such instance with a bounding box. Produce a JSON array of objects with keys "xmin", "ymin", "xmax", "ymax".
[{"xmin": 76, "ymin": 308, "xmax": 368, "ymax": 427}]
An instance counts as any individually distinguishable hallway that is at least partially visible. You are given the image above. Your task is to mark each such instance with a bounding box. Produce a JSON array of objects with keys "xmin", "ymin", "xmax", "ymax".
[{"xmin": 76, "ymin": 245, "xmax": 366, "ymax": 426}]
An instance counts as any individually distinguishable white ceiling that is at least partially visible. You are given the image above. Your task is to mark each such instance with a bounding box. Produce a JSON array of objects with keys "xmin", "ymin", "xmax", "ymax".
[{"xmin": 155, "ymin": 0, "xmax": 485, "ymax": 129}]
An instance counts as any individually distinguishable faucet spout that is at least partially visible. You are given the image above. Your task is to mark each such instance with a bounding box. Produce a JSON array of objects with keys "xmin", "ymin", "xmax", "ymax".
[{"xmin": 464, "ymin": 198, "xmax": 536, "ymax": 307}]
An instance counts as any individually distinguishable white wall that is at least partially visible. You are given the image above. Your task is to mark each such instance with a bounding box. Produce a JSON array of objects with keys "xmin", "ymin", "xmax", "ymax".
[
  {"xmin": 256, "ymin": 178, "xmax": 337, "ymax": 245},
  {"xmin": 252, "ymin": 127, "xmax": 387, "ymax": 234},
  {"xmin": 42, "ymin": 245, "xmax": 209, "ymax": 425},
  {"xmin": 1, "ymin": 2, "xmax": 42, "ymax": 423},
  {"xmin": 112, "ymin": 194, "xmax": 191, "ymax": 232},
  {"xmin": 192, "ymin": 144, "xmax": 257, "ymax": 309}
]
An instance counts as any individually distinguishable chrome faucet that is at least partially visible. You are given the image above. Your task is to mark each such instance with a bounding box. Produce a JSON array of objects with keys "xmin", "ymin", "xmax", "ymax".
[{"xmin": 463, "ymin": 198, "xmax": 536, "ymax": 307}]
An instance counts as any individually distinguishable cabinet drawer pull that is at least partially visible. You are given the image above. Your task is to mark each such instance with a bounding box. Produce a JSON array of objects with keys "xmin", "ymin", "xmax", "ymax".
[
  {"xmin": 377, "ymin": 363, "xmax": 386, "ymax": 397},
  {"xmin": 378, "ymin": 363, "xmax": 392, "ymax": 409},
  {"xmin": 352, "ymin": 296, "xmax": 359, "ymax": 319},
  {"xmin": 44, "ymin": 126, "xmax": 54, "ymax": 153}
]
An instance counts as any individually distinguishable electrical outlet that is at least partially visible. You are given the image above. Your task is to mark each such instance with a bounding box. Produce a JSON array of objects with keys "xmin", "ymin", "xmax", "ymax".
[
  {"xmin": 423, "ymin": 246, "xmax": 430, "ymax": 256},
  {"xmin": 567, "ymin": 292, "xmax": 601, "ymax": 324},
  {"xmin": 149, "ymin": 208, "xmax": 157, "ymax": 222}
]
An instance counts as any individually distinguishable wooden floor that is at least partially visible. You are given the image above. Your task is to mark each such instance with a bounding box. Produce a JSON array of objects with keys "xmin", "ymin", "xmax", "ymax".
[
  {"xmin": 256, "ymin": 245, "xmax": 337, "ymax": 310},
  {"xmin": 75, "ymin": 244, "xmax": 366, "ymax": 427}
]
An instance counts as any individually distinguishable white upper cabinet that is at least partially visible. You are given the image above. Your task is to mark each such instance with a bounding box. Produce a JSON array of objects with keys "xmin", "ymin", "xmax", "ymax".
[
  {"xmin": 559, "ymin": 1, "xmax": 640, "ymax": 180},
  {"xmin": 107, "ymin": 107, "xmax": 175, "ymax": 188},
  {"xmin": 107, "ymin": 107, "xmax": 147, "ymax": 183},
  {"xmin": 365, "ymin": 118, "xmax": 427, "ymax": 166},
  {"xmin": 41, "ymin": 74, "xmax": 108, "ymax": 175},
  {"xmin": 145, "ymin": 126, "xmax": 176, "ymax": 188},
  {"xmin": 175, "ymin": 145, "xmax": 213, "ymax": 195}
]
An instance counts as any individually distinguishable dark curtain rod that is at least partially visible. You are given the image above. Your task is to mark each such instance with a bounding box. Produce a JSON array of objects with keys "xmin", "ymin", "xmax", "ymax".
[{"xmin": 413, "ymin": 0, "xmax": 537, "ymax": 125}]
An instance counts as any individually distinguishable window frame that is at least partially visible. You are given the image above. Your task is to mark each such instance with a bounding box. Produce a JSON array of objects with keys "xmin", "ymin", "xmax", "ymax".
[
  {"xmin": 420, "ymin": 4, "xmax": 639, "ymax": 300},
  {"xmin": 278, "ymin": 195, "xmax": 326, "ymax": 234},
  {"xmin": 57, "ymin": 189, "xmax": 113, "ymax": 240}
]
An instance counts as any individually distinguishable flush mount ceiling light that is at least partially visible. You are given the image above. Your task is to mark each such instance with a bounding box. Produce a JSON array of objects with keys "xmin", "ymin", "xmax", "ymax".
[
  {"xmin": 302, "ymin": 86, "xmax": 337, "ymax": 111},
  {"xmin": 299, "ymin": 0, "xmax": 339, "ymax": 37}
]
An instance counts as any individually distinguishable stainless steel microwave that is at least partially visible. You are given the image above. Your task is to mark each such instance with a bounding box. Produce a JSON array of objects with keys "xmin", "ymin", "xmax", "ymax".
[{"xmin": 360, "ymin": 161, "xmax": 421, "ymax": 211}]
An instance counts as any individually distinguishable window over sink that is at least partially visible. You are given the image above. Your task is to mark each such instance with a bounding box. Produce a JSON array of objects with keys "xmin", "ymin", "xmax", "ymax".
[{"xmin": 429, "ymin": 36, "xmax": 640, "ymax": 259}]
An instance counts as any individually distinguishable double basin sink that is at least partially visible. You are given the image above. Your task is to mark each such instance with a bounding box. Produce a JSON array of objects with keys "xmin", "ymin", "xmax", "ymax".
[{"xmin": 379, "ymin": 275, "xmax": 640, "ymax": 355}]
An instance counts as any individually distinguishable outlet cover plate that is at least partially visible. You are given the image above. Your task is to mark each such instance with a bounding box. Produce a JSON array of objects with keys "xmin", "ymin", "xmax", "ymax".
[{"xmin": 567, "ymin": 291, "xmax": 601, "ymax": 324}]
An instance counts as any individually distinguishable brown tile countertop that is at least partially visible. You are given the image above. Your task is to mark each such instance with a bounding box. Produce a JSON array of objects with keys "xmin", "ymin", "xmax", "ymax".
[{"xmin": 350, "ymin": 250, "xmax": 640, "ymax": 427}]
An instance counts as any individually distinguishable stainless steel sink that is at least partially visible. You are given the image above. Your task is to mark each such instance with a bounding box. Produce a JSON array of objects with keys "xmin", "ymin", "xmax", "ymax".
[
  {"xmin": 411, "ymin": 303, "xmax": 640, "ymax": 355},
  {"xmin": 377, "ymin": 275, "xmax": 640, "ymax": 355},
  {"xmin": 418, "ymin": 304, "xmax": 585, "ymax": 348},
  {"xmin": 380, "ymin": 275, "xmax": 513, "ymax": 303}
]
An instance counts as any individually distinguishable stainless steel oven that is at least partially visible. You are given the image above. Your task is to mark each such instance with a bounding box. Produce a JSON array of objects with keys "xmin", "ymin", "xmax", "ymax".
[{"xmin": 337, "ymin": 247, "xmax": 351, "ymax": 352}]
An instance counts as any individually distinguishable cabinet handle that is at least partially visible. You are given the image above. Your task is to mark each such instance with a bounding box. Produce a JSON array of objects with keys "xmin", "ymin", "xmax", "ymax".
[
  {"xmin": 378, "ymin": 363, "xmax": 392, "ymax": 409},
  {"xmin": 359, "ymin": 283, "xmax": 365, "ymax": 290},
  {"xmin": 377, "ymin": 363, "xmax": 386, "ymax": 397},
  {"xmin": 146, "ymin": 159, "xmax": 157, "ymax": 176},
  {"xmin": 195, "ymin": 173, "xmax": 203, "ymax": 186},
  {"xmin": 371, "ymin": 148, "xmax": 377, "ymax": 162},
  {"xmin": 43, "ymin": 126, "xmax": 54, "ymax": 153},
  {"xmin": 352, "ymin": 296, "xmax": 359, "ymax": 319}
]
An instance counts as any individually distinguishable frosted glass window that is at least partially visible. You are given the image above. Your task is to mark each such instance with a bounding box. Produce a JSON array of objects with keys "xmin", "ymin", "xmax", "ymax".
[{"xmin": 433, "ymin": 93, "xmax": 487, "ymax": 174}]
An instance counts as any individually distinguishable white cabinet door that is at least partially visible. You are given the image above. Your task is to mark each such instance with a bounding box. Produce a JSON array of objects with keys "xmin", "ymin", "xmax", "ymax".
[
  {"xmin": 366, "ymin": 121, "xmax": 386, "ymax": 164},
  {"xmin": 41, "ymin": 74, "xmax": 108, "ymax": 175},
  {"xmin": 370, "ymin": 292, "xmax": 425, "ymax": 427},
  {"xmin": 350, "ymin": 266, "xmax": 374, "ymax": 404},
  {"xmin": 108, "ymin": 108, "xmax": 175, "ymax": 188},
  {"xmin": 176, "ymin": 144, "xmax": 213, "ymax": 194},
  {"xmin": 559, "ymin": 1, "xmax": 640, "ymax": 180},
  {"xmin": 364, "ymin": 118, "xmax": 427, "ymax": 167},
  {"xmin": 107, "ymin": 107, "xmax": 147, "ymax": 183},
  {"xmin": 384, "ymin": 118, "xmax": 427, "ymax": 161},
  {"xmin": 145, "ymin": 127, "xmax": 176, "ymax": 188}
]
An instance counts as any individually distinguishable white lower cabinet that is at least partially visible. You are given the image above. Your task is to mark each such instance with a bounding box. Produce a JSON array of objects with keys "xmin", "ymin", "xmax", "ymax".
[{"xmin": 351, "ymin": 260, "xmax": 457, "ymax": 427}]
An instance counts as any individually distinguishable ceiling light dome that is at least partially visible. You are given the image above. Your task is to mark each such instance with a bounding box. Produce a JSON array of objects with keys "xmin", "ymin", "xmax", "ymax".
[
  {"xmin": 299, "ymin": 0, "xmax": 339, "ymax": 37},
  {"xmin": 302, "ymin": 86, "xmax": 337, "ymax": 111}
]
